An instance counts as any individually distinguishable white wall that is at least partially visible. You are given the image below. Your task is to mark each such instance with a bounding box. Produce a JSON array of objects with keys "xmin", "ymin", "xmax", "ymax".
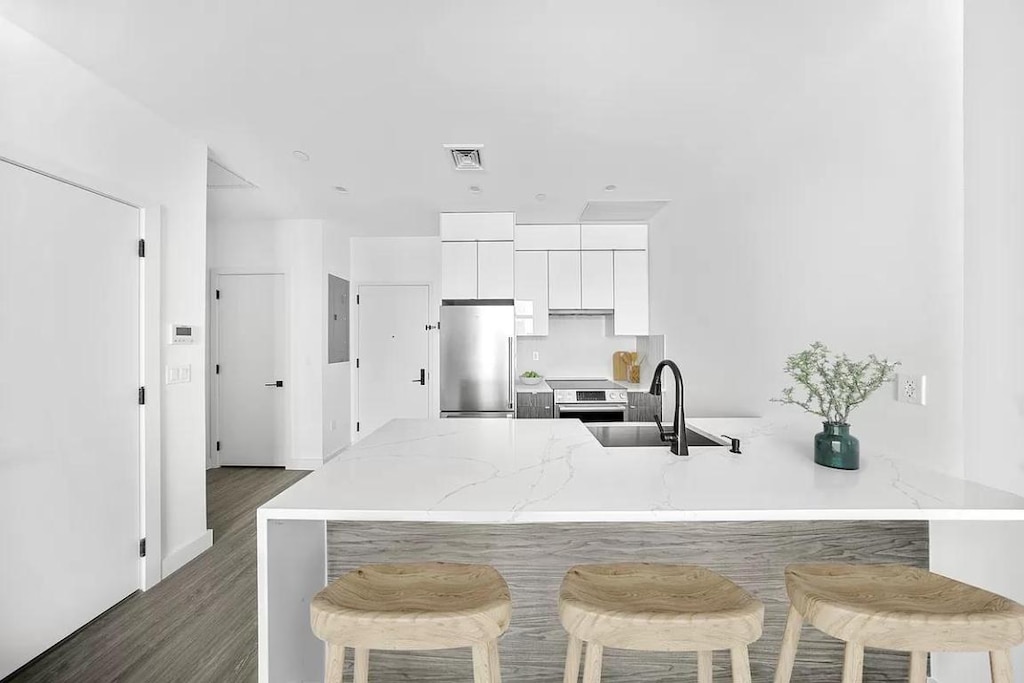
[
  {"xmin": 350, "ymin": 236, "xmax": 441, "ymax": 433},
  {"xmin": 208, "ymin": 218, "xmax": 349, "ymax": 469},
  {"xmin": 516, "ymin": 317, "xmax": 636, "ymax": 379},
  {"xmin": 323, "ymin": 222, "xmax": 352, "ymax": 459},
  {"xmin": 0, "ymin": 18, "xmax": 210, "ymax": 574},
  {"xmin": 931, "ymin": 2, "xmax": 1024, "ymax": 681},
  {"xmin": 648, "ymin": 2, "xmax": 965, "ymax": 475}
]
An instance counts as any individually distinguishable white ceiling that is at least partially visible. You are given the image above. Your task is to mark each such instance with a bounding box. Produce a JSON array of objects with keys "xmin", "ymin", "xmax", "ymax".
[{"xmin": 0, "ymin": 0, "xmax": 915, "ymax": 236}]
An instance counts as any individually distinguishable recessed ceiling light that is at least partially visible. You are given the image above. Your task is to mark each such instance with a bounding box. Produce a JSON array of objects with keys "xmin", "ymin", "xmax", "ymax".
[
  {"xmin": 292, "ymin": 150, "xmax": 310, "ymax": 162},
  {"xmin": 604, "ymin": 184, "xmax": 617, "ymax": 192},
  {"xmin": 333, "ymin": 185, "xmax": 348, "ymax": 193},
  {"xmin": 535, "ymin": 193, "xmax": 547, "ymax": 202},
  {"xmin": 469, "ymin": 185, "xmax": 482, "ymax": 194}
]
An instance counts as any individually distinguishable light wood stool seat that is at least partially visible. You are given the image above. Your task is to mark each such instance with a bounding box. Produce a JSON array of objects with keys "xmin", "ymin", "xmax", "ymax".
[
  {"xmin": 774, "ymin": 563, "xmax": 1024, "ymax": 683},
  {"xmin": 311, "ymin": 562, "xmax": 511, "ymax": 683},
  {"xmin": 559, "ymin": 563, "xmax": 764, "ymax": 682}
]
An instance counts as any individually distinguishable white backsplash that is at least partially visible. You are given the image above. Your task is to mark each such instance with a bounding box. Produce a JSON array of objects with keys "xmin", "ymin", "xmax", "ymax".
[{"xmin": 516, "ymin": 316, "xmax": 636, "ymax": 379}]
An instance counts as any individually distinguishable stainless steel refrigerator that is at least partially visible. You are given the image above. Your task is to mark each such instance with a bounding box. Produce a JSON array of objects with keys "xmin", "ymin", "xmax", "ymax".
[{"xmin": 440, "ymin": 300, "xmax": 515, "ymax": 418}]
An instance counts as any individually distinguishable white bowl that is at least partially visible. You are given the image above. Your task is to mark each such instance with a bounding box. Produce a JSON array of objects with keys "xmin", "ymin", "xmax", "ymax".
[{"xmin": 520, "ymin": 376, "xmax": 543, "ymax": 386}]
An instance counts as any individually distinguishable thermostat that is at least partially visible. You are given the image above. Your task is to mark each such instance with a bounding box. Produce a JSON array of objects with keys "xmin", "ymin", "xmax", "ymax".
[{"xmin": 170, "ymin": 324, "xmax": 195, "ymax": 344}]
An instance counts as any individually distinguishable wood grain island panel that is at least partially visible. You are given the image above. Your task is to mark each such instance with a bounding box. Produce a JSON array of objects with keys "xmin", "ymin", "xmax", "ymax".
[{"xmin": 326, "ymin": 520, "xmax": 927, "ymax": 682}]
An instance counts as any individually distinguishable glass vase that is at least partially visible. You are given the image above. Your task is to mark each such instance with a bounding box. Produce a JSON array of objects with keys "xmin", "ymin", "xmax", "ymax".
[{"xmin": 814, "ymin": 422, "xmax": 860, "ymax": 470}]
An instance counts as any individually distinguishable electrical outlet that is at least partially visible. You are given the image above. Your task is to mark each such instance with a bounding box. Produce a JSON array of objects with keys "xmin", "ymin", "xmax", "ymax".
[
  {"xmin": 896, "ymin": 373, "xmax": 926, "ymax": 406},
  {"xmin": 532, "ymin": 352, "xmax": 539, "ymax": 361}
]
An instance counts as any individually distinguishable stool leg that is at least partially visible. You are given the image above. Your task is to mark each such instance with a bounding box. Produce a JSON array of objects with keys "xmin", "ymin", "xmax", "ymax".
[
  {"xmin": 990, "ymin": 650, "xmax": 1013, "ymax": 683},
  {"xmin": 472, "ymin": 642, "xmax": 493, "ymax": 683},
  {"xmin": 563, "ymin": 635, "xmax": 583, "ymax": 683},
  {"xmin": 908, "ymin": 651, "xmax": 927, "ymax": 683},
  {"xmin": 841, "ymin": 642, "xmax": 864, "ymax": 683},
  {"xmin": 774, "ymin": 606, "xmax": 803, "ymax": 683},
  {"xmin": 487, "ymin": 640, "xmax": 502, "ymax": 683},
  {"xmin": 582, "ymin": 642, "xmax": 604, "ymax": 683},
  {"xmin": 353, "ymin": 648, "xmax": 369, "ymax": 683},
  {"xmin": 325, "ymin": 644, "xmax": 346, "ymax": 683},
  {"xmin": 697, "ymin": 650, "xmax": 714, "ymax": 683},
  {"xmin": 730, "ymin": 647, "xmax": 752, "ymax": 683}
]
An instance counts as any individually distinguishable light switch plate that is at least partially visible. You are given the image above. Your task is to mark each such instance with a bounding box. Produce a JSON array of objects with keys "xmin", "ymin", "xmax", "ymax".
[{"xmin": 165, "ymin": 364, "xmax": 192, "ymax": 385}]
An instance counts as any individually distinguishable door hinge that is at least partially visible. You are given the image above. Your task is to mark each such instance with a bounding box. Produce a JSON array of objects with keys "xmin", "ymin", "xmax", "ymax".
[
  {"xmin": 426, "ymin": 323, "xmax": 438, "ymax": 331},
  {"xmin": 138, "ymin": 386, "xmax": 145, "ymax": 405},
  {"xmin": 356, "ymin": 358, "xmax": 360, "ymax": 368},
  {"xmin": 215, "ymin": 364, "xmax": 220, "ymax": 374},
  {"xmin": 139, "ymin": 538, "xmax": 146, "ymax": 558},
  {"xmin": 216, "ymin": 289, "xmax": 221, "ymax": 300},
  {"xmin": 216, "ymin": 441, "xmax": 221, "ymax": 451},
  {"xmin": 356, "ymin": 294, "xmax": 360, "ymax": 304},
  {"xmin": 138, "ymin": 238, "xmax": 145, "ymax": 258},
  {"xmin": 356, "ymin": 422, "xmax": 360, "ymax": 432}
]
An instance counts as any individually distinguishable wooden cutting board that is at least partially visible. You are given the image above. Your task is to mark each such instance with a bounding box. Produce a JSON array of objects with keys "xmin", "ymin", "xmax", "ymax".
[{"xmin": 612, "ymin": 351, "xmax": 634, "ymax": 381}]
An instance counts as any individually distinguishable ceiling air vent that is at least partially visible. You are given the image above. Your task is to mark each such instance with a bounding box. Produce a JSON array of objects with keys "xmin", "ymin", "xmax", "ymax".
[
  {"xmin": 444, "ymin": 144, "xmax": 484, "ymax": 171},
  {"xmin": 579, "ymin": 200, "xmax": 669, "ymax": 223}
]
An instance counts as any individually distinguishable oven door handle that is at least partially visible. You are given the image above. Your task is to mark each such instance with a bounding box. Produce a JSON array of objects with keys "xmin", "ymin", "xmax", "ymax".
[{"xmin": 558, "ymin": 404, "xmax": 628, "ymax": 411}]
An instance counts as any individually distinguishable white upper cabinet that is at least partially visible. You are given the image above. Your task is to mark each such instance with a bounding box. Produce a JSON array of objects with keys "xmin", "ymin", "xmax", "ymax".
[
  {"xmin": 477, "ymin": 241, "xmax": 514, "ymax": 299},
  {"xmin": 548, "ymin": 251, "xmax": 582, "ymax": 310},
  {"xmin": 581, "ymin": 224, "xmax": 648, "ymax": 250},
  {"xmin": 441, "ymin": 212, "xmax": 514, "ymax": 241},
  {"xmin": 514, "ymin": 251, "xmax": 548, "ymax": 336},
  {"xmin": 613, "ymin": 250, "xmax": 650, "ymax": 335},
  {"xmin": 441, "ymin": 241, "xmax": 478, "ymax": 300},
  {"xmin": 581, "ymin": 251, "xmax": 614, "ymax": 309},
  {"xmin": 514, "ymin": 224, "xmax": 581, "ymax": 251}
]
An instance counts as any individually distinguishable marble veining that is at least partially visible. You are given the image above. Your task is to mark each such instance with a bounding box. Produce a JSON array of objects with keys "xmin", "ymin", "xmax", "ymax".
[{"xmin": 261, "ymin": 418, "xmax": 1024, "ymax": 522}]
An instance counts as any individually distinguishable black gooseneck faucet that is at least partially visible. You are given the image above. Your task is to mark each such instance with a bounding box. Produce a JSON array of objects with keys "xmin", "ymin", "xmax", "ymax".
[{"xmin": 649, "ymin": 359, "xmax": 689, "ymax": 456}]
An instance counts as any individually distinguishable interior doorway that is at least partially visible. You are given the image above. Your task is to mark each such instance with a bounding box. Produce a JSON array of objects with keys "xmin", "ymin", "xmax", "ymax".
[
  {"xmin": 356, "ymin": 284, "xmax": 430, "ymax": 437},
  {"xmin": 213, "ymin": 273, "xmax": 287, "ymax": 466}
]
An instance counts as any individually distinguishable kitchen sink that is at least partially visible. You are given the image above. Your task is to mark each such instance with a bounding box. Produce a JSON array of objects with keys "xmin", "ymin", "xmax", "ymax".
[{"xmin": 586, "ymin": 423, "xmax": 730, "ymax": 449}]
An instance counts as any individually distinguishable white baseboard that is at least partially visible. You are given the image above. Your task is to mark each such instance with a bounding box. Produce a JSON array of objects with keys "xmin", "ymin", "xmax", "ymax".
[
  {"xmin": 323, "ymin": 447, "xmax": 347, "ymax": 464},
  {"xmin": 286, "ymin": 457, "xmax": 323, "ymax": 471},
  {"xmin": 161, "ymin": 528, "xmax": 213, "ymax": 578}
]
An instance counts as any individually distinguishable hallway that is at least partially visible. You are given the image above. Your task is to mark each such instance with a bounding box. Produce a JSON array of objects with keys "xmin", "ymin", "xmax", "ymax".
[{"xmin": 6, "ymin": 467, "xmax": 306, "ymax": 683}]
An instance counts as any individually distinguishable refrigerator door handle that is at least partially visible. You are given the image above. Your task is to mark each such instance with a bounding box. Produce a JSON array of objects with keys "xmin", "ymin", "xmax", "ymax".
[{"xmin": 508, "ymin": 336, "xmax": 515, "ymax": 410}]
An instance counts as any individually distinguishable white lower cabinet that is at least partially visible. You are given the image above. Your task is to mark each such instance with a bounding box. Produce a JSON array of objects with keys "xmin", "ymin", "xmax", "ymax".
[
  {"xmin": 548, "ymin": 251, "xmax": 582, "ymax": 309},
  {"xmin": 477, "ymin": 241, "xmax": 514, "ymax": 299},
  {"xmin": 514, "ymin": 251, "xmax": 548, "ymax": 335},
  {"xmin": 613, "ymin": 250, "xmax": 649, "ymax": 335},
  {"xmin": 581, "ymin": 250, "xmax": 614, "ymax": 309},
  {"xmin": 441, "ymin": 241, "xmax": 478, "ymax": 299}
]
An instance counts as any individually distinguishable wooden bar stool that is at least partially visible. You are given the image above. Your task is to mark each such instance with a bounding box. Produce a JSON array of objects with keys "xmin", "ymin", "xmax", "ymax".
[
  {"xmin": 310, "ymin": 562, "xmax": 511, "ymax": 683},
  {"xmin": 774, "ymin": 563, "xmax": 1024, "ymax": 683},
  {"xmin": 559, "ymin": 563, "xmax": 765, "ymax": 682}
]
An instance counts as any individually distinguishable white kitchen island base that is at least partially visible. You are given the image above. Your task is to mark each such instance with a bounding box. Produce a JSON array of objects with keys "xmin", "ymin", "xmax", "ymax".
[{"xmin": 257, "ymin": 419, "xmax": 1024, "ymax": 682}]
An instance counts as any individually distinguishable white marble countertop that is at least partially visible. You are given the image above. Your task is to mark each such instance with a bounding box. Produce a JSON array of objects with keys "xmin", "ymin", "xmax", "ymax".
[
  {"xmin": 260, "ymin": 418, "xmax": 1024, "ymax": 523},
  {"xmin": 515, "ymin": 380, "xmax": 551, "ymax": 393}
]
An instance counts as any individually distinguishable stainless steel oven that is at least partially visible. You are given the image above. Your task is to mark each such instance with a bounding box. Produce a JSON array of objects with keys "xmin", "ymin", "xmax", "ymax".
[{"xmin": 549, "ymin": 379, "xmax": 628, "ymax": 423}]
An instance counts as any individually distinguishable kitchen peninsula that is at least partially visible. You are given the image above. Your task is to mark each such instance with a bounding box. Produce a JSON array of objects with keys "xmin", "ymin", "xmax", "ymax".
[{"xmin": 258, "ymin": 419, "xmax": 1024, "ymax": 682}]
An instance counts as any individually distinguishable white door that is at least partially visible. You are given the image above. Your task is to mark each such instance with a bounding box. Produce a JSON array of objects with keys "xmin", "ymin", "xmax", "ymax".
[
  {"xmin": 215, "ymin": 274, "xmax": 286, "ymax": 466},
  {"xmin": 357, "ymin": 285, "xmax": 429, "ymax": 436},
  {"xmin": 0, "ymin": 160, "xmax": 141, "ymax": 678},
  {"xmin": 514, "ymin": 250, "xmax": 549, "ymax": 336},
  {"xmin": 581, "ymin": 250, "xmax": 614, "ymax": 309},
  {"xmin": 548, "ymin": 250, "xmax": 582, "ymax": 309},
  {"xmin": 613, "ymin": 250, "xmax": 650, "ymax": 335},
  {"xmin": 477, "ymin": 241, "xmax": 514, "ymax": 299}
]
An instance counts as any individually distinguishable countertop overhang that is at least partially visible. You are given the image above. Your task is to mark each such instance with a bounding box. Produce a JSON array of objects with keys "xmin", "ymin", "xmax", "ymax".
[{"xmin": 259, "ymin": 418, "xmax": 1024, "ymax": 523}]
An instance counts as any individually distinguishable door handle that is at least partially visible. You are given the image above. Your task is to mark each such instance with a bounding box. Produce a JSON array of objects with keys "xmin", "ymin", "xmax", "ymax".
[
  {"xmin": 411, "ymin": 369, "xmax": 425, "ymax": 385},
  {"xmin": 264, "ymin": 381, "xmax": 284, "ymax": 388}
]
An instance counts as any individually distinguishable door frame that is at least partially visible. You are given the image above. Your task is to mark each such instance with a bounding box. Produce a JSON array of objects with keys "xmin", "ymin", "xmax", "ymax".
[
  {"xmin": 0, "ymin": 143, "xmax": 163, "ymax": 590},
  {"xmin": 353, "ymin": 282, "xmax": 434, "ymax": 440},
  {"xmin": 209, "ymin": 269, "xmax": 292, "ymax": 468}
]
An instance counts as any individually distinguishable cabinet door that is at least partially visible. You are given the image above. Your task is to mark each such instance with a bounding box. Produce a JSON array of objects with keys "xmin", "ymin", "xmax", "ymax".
[
  {"xmin": 441, "ymin": 212, "xmax": 514, "ymax": 241},
  {"xmin": 441, "ymin": 241, "xmax": 478, "ymax": 299},
  {"xmin": 613, "ymin": 250, "xmax": 649, "ymax": 334},
  {"xmin": 515, "ymin": 224, "xmax": 581, "ymax": 250},
  {"xmin": 548, "ymin": 251, "xmax": 582, "ymax": 310},
  {"xmin": 477, "ymin": 241, "xmax": 514, "ymax": 299},
  {"xmin": 517, "ymin": 392, "xmax": 553, "ymax": 418},
  {"xmin": 627, "ymin": 392, "xmax": 662, "ymax": 422},
  {"xmin": 581, "ymin": 224, "xmax": 648, "ymax": 250},
  {"xmin": 515, "ymin": 251, "xmax": 548, "ymax": 335},
  {"xmin": 581, "ymin": 251, "xmax": 614, "ymax": 309}
]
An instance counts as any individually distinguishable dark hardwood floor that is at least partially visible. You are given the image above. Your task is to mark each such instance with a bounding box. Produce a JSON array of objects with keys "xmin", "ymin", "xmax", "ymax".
[{"xmin": 5, "ymin": 467, "xmax": 306, "ymax": 683}]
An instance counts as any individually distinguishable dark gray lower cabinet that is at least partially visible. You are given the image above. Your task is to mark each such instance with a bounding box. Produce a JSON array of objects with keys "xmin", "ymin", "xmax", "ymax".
[
  {"xmin": 627, "ymin": 391, "xmax": 662, "ymax": 422},
  {"xmin": 517, "ymin": 391, "xmax": 554, "ymax": 418}
]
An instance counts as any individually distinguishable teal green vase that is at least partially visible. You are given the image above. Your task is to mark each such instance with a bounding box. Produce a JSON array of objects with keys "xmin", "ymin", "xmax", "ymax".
[{"xmin": 814, "ymin": 422, "xmax": 859, "ymax": 470}]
